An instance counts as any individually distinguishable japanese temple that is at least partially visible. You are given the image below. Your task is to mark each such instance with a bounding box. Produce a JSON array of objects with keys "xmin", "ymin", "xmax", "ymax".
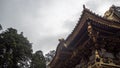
[{"xmin": 49, "ymin": 5, "xmax": 120, "ymax": 68}]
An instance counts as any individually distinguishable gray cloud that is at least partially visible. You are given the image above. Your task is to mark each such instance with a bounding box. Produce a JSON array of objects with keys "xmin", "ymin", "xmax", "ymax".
[{"xmin": 0, "ymin": 0, "xmax": 120, "ymax": 54}]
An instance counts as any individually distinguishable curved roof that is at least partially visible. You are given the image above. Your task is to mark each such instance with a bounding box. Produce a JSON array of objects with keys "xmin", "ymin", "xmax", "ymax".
[{"xmin": 49, "ymin": 5, "xmax": 120, "ymax": 68}]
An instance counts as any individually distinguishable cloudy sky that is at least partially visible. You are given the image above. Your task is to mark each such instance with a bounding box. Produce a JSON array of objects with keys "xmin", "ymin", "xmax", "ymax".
[{"xmin": 0, "ymin": 0, "xmax": 120, "ymax": 54}]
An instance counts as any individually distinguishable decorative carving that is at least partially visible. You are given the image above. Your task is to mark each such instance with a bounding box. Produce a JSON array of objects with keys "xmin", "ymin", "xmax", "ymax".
[{"xmin": 104, "ymin": 5, "xmax": 120, "ymax": 22}]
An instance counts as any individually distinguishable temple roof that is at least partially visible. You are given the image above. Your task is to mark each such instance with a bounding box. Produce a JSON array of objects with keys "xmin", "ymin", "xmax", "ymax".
[
  {"xmin": 49, "ymin": 5, "xmax": 120, "ymax": 68},
  {"xmin": 111, "ymin": 5, "xmax": 120, "ymax": 18},
  {"xmin": 104, "ymin": 5, "xmax": 120, "ymax": 22}
]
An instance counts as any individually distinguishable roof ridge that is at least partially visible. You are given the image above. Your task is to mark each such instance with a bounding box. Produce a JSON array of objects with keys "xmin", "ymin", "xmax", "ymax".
[{"xmin": 65, "ymin": 6, "xmax": 120, "ymax": 44}]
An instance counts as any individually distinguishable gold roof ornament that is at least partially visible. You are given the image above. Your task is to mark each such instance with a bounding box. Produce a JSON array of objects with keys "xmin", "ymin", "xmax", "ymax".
[{"xmin": 104, "ymin": 5, "xmax": 120, "ymax": 22}]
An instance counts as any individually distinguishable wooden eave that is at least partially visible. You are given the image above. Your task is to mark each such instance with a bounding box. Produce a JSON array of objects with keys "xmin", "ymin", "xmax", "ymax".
[
  {"xmin": 49, "ymin": 7, "xmax": 120, "ymax": 68},
  {"xmin": 66, "ymin": 8, "xmax": 120, "ymax": 48}
]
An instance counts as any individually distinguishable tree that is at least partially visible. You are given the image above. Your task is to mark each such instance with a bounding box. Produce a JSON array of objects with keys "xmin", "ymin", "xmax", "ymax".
[
  {"xmin": 0, "ymin": 28, "xmax": 33, "ymax": 68},
  {"xmin": 45, "ymin": 50, "xmax": 55, "ymax": 64},
  {"xmin": 30, "ymin": 50, "xmax": 46, "ymax": 68}
]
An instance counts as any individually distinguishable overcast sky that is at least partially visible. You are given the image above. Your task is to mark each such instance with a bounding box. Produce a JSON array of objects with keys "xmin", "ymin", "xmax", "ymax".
[{"xmin": 0, "ymin": 0, "xmax": 120, "ymax": 54}]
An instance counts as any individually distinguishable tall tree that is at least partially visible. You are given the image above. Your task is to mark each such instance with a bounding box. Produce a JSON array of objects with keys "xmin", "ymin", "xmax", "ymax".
[
  {"xmin": 0, "ymin": 28, "xmax": 33, "ymax": 68},
  {"xmin": 30, "ymin": 50, "xmax": 46, "ymax": 68}
]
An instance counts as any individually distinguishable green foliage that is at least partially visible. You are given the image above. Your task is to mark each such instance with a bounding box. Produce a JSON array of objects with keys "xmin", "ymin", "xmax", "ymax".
[
  {"xmin": 0, "ymin": 28, "xmax": 33, "ymax": 68},
  {"xmin": 30, "ymin": 50, "xmax": 46, "ymax": 68},
  {"xmin": 0, "ymin": 26, "xmax": 46, "ymax": 68},
  {"xmin": 45, "ymin": 50, "xmax": 55, "ymax": 62}
]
